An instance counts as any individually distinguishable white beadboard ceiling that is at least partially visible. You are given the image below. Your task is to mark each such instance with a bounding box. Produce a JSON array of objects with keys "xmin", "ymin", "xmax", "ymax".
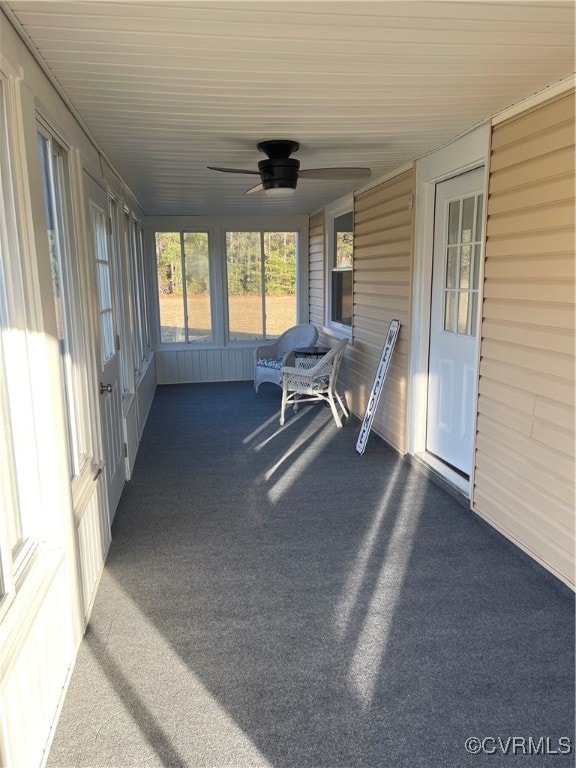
[{"xmin": 4, "ymin": 1, "xmax": 575, "ymax": 216}]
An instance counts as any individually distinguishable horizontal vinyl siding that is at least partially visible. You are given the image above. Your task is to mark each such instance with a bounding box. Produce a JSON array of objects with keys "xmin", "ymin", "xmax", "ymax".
[
  {"xmin": 474, "ymin": 91, "xmax": 575, "ymax": 588},
  {"xmin": 346, "ymin": 170, "xmax": 415, "ymax": 452},
  {"xmin": 308, "ymin": 212, "xmax": 324, "ymax": 328}
]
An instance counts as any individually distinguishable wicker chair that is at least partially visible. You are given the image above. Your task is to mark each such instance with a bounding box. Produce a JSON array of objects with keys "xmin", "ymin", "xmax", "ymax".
[
  {"xmin": 254, "ymin": 323, "xmax": 318, "ymax": 392},
  {"xmin": 280, "ymin": 338, "xmax": 349, "ymax": 427}
]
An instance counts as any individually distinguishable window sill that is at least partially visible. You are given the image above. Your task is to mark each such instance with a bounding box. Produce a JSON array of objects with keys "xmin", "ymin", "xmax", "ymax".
[
  {"xmin": 322, "ymin": 323, "xmax": 353, "ymax": 341},
  {"xmin": 156, "ymin": 340, "xmax": 269, "ymax": 351},
  {"xmin": 156, "ymin": 341, "xmax": 216, "ymax": 351},
  {"xmin": 0, "ymin": 544, "xmax": 64, "ymax": 664}
]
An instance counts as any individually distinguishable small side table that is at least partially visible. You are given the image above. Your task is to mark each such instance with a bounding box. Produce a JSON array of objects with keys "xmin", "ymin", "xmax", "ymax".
[{"xmin": 293, "ymin": 345, "xmax": 330, "ymax": 370}]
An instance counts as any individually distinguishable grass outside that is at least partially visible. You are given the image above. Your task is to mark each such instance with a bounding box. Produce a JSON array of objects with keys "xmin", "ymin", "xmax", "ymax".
[{"xmin": 158, "ymin": 294, "xmax": 296, "ymax": 342}]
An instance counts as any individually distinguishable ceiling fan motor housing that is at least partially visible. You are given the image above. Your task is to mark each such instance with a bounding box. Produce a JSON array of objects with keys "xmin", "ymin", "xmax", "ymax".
[{"xmin": 258, "ymin": 157, "xmax": 300, "ymax": 190}]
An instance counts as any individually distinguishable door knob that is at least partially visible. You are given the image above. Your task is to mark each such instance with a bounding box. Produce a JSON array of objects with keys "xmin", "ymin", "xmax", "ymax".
[{"xmin": 99, "ymin": 382, "xmax": 113, "ymax": 394}]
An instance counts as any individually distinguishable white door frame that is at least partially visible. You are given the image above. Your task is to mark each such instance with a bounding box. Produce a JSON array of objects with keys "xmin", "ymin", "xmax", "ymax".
[
  {"xmin": 408, "ymin": 123, "xmax": 490, "ymax": 497},
  {"xmin": 84, "ymin": 171, "xmax": 127, "ymax": 519}
]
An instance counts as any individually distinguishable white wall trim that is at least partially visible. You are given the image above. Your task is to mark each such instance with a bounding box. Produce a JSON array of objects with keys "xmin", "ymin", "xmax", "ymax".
[
  {"xmin": 1, "ymin": 4, "xmax": 143, "ymax": 214},
  {"xmin": 323, "ymin": 194, "xmax": 354, "ymax": 338},
  {"xmin": 408, "ymin": 122, "xmax": 491, "ymax": 496},
  {"xmin": 0, "ymin": 50, "xmax": 21, "ymax": 79},
  {"xmin": 492, "ymin": 74, "xmax": 576, "ymax": 126}
]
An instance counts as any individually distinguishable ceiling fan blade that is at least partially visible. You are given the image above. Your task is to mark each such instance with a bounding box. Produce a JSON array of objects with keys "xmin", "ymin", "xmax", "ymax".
[
  {"xmin": 207, "ymin": 166, "xmax": 259, "ymax": 175},
  {"xmin": 245, "ymin": 183, "xmax": 264, "ymax": 195},
  {"xmin": 299, "ymin": 167, "xmax": 371, "ymax": 180}
]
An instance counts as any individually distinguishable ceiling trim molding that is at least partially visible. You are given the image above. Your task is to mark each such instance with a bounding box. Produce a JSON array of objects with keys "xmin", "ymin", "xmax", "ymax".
[
  {"xmin": 492, "ymin": 74, "xmax": 576, "ymax": 126},
  {"xmin": 1, "ymin": 4, "xmax": 97, "ymax": 147},
  {"xmin": 0, "ymin": 1, "xmax": 143, "ymax": 211}
]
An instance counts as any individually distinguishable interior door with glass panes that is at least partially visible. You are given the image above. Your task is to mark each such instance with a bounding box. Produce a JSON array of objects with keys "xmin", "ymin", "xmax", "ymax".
[
  {"xmin": 85, "ymin": 173, "xmax": 126, "ymax": 517},
  {"xmin": 426, "ymin": 167, "xmax": 484, "ymax": 475}
]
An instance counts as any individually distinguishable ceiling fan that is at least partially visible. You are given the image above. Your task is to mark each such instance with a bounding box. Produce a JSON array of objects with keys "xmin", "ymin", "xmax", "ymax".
[{"xmin": 207, "ymin": 140, "xmax": 371, "ymax": 196}]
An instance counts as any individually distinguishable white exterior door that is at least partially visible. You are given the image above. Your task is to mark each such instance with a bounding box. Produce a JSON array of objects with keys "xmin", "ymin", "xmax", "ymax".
[
  {"xmin": 426, "ymin": 168, "xmax": 484, "ymax": 475},
  {"xmin": 85, "ymin": 173, "xmax": 126, "ymax": 517}
]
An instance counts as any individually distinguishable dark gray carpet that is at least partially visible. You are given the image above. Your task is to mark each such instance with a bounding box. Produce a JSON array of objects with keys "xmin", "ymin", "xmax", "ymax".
[{"xmin": 47, "ymin": 382, "xmax": 575, "ymax": 768}]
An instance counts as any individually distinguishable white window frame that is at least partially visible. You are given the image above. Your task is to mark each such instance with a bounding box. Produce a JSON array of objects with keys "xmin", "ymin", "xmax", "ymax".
[
  {"xmin": 154, "ymin": 230, "xmax": 214, "ymax": 345},
  {"xmin": 136, "ymin": 222, "xmax": 151, "ymax": 357},
  {"xmin": 324, "ymin": 194, "xmax": 354, "ymax": 338},
  {"xmin": 152, "ymin": 221, "xmax": 306, "ymax": 349},
  {"xmin": 224, "ymin": 229, "xmax": 300, "ymax": 343},
  {"xmin": 109, "ymin": 195, "xmax": 132, "ymax": 398},
  {"xmin": 37, "ymin": 124, "xmax": 92, "ymax": 481},
  {"xmin": 0, "ymin": 72, "xmax": 44, "ymax": 612},
  {"xmin": 125, "ymin": 209, "xmax": 150, "ymax": 378}
]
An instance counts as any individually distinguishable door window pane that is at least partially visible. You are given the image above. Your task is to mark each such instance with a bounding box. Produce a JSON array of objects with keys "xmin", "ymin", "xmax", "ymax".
[
  {"xmin": 445, "ymin": 247, "xmax": 458, "ymax": 289},
  {"xmin": 92, "ymin": 204, "xmax": 115, "ymax": 364},
  {"xmin": 457, "ymin": 292, "xmax": 469, "ymax": 334},
  {"xmin": 461, "ymin": 196, "xmax": 475, "ymax": 243},
  {"xmin": 460, "ymin": 245, "xmax": 471, "ymax": 290},
  {"xmin": 444, "ymin": 290, "xmax": 457, "ymax": 333},
  {"xmin": 443, "ymin": 192, "xmax": 483, "ymax": 337},
  {"xmin": 447, "ymin": 200, "xmax": 460, "ymax": 244}
]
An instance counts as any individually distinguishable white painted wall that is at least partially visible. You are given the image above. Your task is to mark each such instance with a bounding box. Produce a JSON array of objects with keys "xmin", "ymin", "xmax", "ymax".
[{"xmin": 0, "ymin": 12, "xmax": 156, "ymax": 767}]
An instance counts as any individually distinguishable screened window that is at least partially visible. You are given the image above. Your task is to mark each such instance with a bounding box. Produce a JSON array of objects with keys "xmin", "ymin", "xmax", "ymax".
[
  {"xmin": 155, "ymin": 232, "xmax": 212, "ymax": 343},
  {"xmin": 125, "ymin": 214, "xmax": 150, "ymax": 372},
  {"xmin": 136, "ymin": 223, "xmax": 150, "ymax": 355},
  {"xmin": 37, "ymin": 130, "xmax": 88, "ymax": 479},
  {"xmin": 0, "ymin": 78, "xmax": 45, "ymax": 600},
  {"xmin": 109, "ymin": 198, "xmax": 130, "ymax": 395},
  {"xmin": 0, "ymin": 82, "xmax": 41, "ymax": 592},
  {"xmin": 226, "ymin": 231, "xmax": 296, "ymax": 340}
]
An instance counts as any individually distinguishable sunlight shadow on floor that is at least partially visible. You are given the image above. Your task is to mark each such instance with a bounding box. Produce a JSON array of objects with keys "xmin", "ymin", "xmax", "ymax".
[
  {"xmin": 248, "ymin": 405, "xmax": 318, "ymax": 452},
  {"xmin": 334, "ymin": 458, "xmax": 405, "ymax": 641},
  {"xmin": 84, "ymin": 591, "xmax": 272, "ymax": 768},
  {"xmin": 259, "ymin": 418, "xmax": 329, "ymax": 485},
  {"xmin": 344, "ymin": 469, "xmax": 424, "ymax": 709},
  {"xmin": 265, "ymin": 417, "xmax": 335, "ymax": 504},
  {"xmin": 242, "ymin": 411, "xmax": 282, "ymax": 446}
]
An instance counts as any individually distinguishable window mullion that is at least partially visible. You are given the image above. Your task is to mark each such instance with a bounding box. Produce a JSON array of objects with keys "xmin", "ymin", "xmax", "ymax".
[
  {"xmin": 468, "ymin": 195, "xmax": 479, "ymax": 336},
  {"xmin": 260, "ymin": 231, "xmax": 266, "ymax": 339},
  {"xmin": 180, "ymin": 232, "xmax": 188, "ymax": 343}
]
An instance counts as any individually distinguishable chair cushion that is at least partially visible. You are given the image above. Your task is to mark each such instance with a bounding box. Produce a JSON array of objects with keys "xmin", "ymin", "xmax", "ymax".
[{"xmin": 257, "ymin": 358, "xmax": 283, "ymax": 370}]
